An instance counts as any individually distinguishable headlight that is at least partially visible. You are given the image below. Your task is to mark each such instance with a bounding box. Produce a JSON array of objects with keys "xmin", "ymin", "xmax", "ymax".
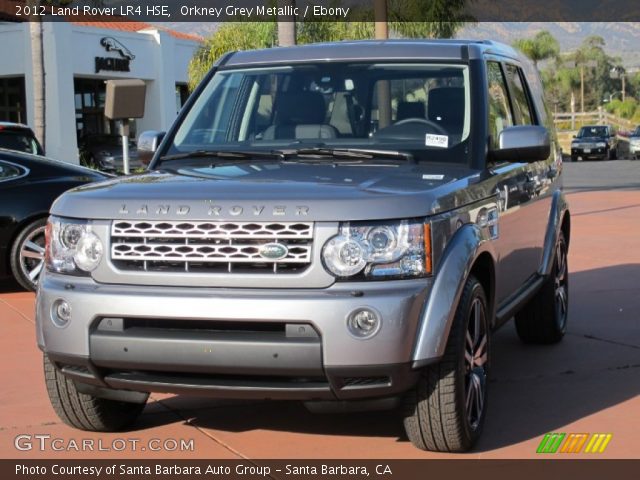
[
  {"xmin": 45, "ymin": 217, "xmax": 103, "ymax": 275},
  {"xmin": 596, "ymin": 142, "xmax": 606, "ymax": 148},
  {"xmin": 322, "ymin": 219, "xmax": 431, "ymax": 280}
]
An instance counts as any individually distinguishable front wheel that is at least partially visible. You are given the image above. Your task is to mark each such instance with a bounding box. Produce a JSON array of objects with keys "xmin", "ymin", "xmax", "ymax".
[
  {"xmin": 44, "ymin": 355, "xmax": 147, "ymax": 431},
  {"xmin": 403, "ymin": 275, "xmax": 490, "ymax": 452}
]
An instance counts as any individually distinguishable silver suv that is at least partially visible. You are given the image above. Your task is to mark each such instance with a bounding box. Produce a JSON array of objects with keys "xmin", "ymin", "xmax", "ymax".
[{"xmin": 36, "ymin": 40, "xmax": 570, "ymax": 452}]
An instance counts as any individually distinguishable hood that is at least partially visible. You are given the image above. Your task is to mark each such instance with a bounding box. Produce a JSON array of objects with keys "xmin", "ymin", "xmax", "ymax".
[
  {"xmin": 51, "ymin": 161, "xmax": 480, "ymax": 221},
  {"xmin": 574, "ymin": 136, "xmax": 607, "ymax": 142}
]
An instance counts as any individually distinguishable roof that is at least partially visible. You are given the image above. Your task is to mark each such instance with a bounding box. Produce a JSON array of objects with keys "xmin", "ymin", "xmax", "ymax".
[
  {"xmin": 222, "ymin": 39, "xmax": 520, "ymax": 68},
  {"xmin": 69, "ymin": 21, "xmax": 202, "ymax": 42},
  {"xmin": 0, "ymin": 121, "xmax": 31, "ymax": 130}
]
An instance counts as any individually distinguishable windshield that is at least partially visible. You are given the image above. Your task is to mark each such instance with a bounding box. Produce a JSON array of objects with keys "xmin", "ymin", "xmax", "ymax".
[
  {"xmin": 632, "ymin": 127, "xmax": 640, "ymax": 137},
  {"xmin": 0, "ymin": 130, "xmax": 43, "ymax": 155},
  {"xmin": 577, "ymin": 126, "xmax": 608, "ymax": 138},
  {"xmin": 166, "ymin": 63, "xmax": 471, "ymax": 164}
]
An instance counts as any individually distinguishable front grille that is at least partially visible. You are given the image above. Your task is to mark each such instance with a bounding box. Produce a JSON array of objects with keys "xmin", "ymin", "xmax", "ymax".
[{"xmin": 110, "ymin": 220, "xmax": 314, "ymax": 274}]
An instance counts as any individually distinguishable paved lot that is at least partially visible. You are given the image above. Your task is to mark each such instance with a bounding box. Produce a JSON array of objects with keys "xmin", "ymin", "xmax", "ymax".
[{"xmin": 1, "ymin": 160, "xmax": 638, "ymax": 459}]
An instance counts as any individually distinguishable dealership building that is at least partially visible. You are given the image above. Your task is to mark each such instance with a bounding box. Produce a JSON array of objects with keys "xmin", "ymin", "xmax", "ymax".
[{"xmin": 0, "ymin": 17, "xmax": 201, "ymax": 162}]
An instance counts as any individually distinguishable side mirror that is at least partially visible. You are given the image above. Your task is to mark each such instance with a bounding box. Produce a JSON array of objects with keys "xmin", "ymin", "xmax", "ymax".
[
  {"xmin": 491, "ymin": 125, "xmax": 550, "ymax": 163},
  {"xmin": 572, "ymin": 135, "xmax": 577, "ymax": 138},
  {"xmin": 137, "ymin": 131, "xmax": 165, "ymax": 165}
]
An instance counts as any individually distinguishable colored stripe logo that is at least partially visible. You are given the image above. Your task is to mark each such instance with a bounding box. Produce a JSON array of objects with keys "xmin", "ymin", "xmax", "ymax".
[{"xmin": 536, "ymin": 433, "xmax": 612, "ymax": 454}]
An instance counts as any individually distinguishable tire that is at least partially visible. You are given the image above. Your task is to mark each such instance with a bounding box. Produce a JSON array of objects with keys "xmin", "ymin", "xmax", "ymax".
[
  {"xmin": 515, "ymin": 231, "xmax": 568, "ymax": 344},
  {"xmin": 403, "ymin": 275, "xmax": 490, "ymax": 452},
  {"xmin": 570, "ymin": 156, "xmax": 577, "ymax": 162},
  {"xmin": 9, "ymin": 217, "xmax": 47, "ymax": 291},
  {"xmin": 44, "ymin": 354, "xmax": 147, "ymax": 431}
]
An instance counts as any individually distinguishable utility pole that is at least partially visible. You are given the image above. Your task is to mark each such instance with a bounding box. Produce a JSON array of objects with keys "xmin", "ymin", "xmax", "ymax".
[
  {"xmin": 580, "ymin": 65, "xmax": 584, "ymax": 113},
  {"xmin": 374, "ymin": 0, "xmax": 391, "ymax": 129}
]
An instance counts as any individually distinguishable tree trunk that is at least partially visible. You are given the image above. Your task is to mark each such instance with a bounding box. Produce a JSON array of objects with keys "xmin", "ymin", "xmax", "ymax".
[
  {"xmin": 29, "ymin": 4, "xmax": 46, "ymax": 149},
  {"xmin": 277, "ymin": 0, "xmax": 296, "ymax": 47},
  {"xmin": 374, "ymin": 0, "xmax": 391, "ymax": 129}
]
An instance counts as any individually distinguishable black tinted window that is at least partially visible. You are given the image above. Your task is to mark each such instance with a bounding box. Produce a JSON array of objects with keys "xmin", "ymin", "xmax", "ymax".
[
  {"xmin": 578, "ymin": 126, "xmax": 608, "ymax": 138},
  {"xmin": 0, "ymin": 161, "xmax": 24, "ymax": 181},
  {"xmin": 487, "ymin": 62, "xmax": 513, "ymax": 148},
  {"xmin": 0, "ymin": 130, "xmax": 41, "ymax": 155},
  {"xmin": 505, "ymin": 64, "xmax": 534, "ymax": 125}
]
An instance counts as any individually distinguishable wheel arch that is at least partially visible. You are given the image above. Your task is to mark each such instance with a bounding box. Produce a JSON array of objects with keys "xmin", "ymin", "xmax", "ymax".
[
  {"xmin": 539, "ymin": 189, "xmax": 570, "ymax": 277},
  {"xmin": 469, "ymin": 251, "xmax": 496, "ymax": 328},
  {"xmin": 412, "ymin": 223, "xmax": 497, "ymax": 367}
]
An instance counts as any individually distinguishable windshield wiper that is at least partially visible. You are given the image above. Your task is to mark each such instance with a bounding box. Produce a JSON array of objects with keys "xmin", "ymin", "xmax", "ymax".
[
  {"xmin": 160, "ymin": 150, "xmax": 284, "ymax": 161},
  {"xmin": 273, "ymin": 147, "xmax": 414, "ymax": 162}
]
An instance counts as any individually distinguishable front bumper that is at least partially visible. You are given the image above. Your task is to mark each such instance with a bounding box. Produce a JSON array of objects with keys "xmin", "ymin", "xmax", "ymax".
[
  {"xmin": 571, "ymin": 146, "xmax": 607, "ymax": 159},
  {"xmin": 37, "ymin": 273, "xmax": 430, "ymax": 400}
]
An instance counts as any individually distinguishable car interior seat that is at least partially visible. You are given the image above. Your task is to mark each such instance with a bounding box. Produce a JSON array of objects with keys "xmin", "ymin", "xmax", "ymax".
[
  {"xmin": 396, "ymin": 101, "xmax": 426, "ymax": 122},
  {"xmin": 262, "ymin": 92, "xmax": 339, "ymax": 140},
  {"xmin": 427, "ymin": 87, "xmax": 465, "ymax": 136}
]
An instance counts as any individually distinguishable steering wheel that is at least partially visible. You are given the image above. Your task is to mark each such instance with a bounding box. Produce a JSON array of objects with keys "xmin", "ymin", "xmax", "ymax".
[{"xmin": 393, "ymin": 118, "xmax": 448, "ymax": 135}]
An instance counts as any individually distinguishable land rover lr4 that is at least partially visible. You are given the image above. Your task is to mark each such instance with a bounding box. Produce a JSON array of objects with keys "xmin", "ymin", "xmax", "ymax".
[{"xmin": 36, "ymin": 40, "xmax": 570, "ymax": 452}]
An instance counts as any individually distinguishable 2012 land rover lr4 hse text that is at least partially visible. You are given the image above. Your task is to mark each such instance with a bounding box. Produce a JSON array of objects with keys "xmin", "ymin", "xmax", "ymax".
[{"xmin": 36, "ymin": 40, "xmax": 570, "ymax": 452}]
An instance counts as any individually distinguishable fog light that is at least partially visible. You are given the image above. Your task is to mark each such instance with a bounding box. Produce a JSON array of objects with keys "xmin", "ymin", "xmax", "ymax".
[
  {"xmin": 347, "ymin": 308, "xmax": 381, "ymax": 338},
  {"xmin": 51, "ymin": 299, "xmax": 71, "ymax": 328}
]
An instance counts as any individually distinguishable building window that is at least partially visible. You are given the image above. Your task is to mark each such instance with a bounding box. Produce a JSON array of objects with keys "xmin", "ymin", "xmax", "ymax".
[
  {"xmin": 0, "ymin": 77, "xmax": 27, "ymax": 124},
  {"xmin": 176, "ymin": 84, "xmax": 189, "ymax": 114},
  {"xmin": 74, "ymin": 77, "xmax": 111, "ymax": 139}
]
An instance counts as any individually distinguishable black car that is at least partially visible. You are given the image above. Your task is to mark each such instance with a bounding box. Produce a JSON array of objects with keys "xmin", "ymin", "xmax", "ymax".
[
  {"xmin": 0, "ymin": 122, "xmax": 44, "ymax": 156},
  {"xmin": 79, "ymin": 134, "xmax": 141, "ymax": 172},
  {"xmin": 0, "ymin": 149, "xmax": 106, "ymax": 290},
  {"xmin": 570, "ymin": 125, "xmax": 618, "ymax": 161}
]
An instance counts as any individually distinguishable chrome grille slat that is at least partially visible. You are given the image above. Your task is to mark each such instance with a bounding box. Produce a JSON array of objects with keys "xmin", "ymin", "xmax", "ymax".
[
  {"xmin": 110, "ymin": 221, "xmax": 314, "ymax": 275},
  {"xmin": 112, "ymin": 220, "xmax": 313, "ymax": 239}
]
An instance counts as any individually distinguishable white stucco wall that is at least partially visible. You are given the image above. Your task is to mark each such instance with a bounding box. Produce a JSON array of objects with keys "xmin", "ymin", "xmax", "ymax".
[{"xmin": 0, "ymin": 21, "xmax": 200, "ymax": 163}]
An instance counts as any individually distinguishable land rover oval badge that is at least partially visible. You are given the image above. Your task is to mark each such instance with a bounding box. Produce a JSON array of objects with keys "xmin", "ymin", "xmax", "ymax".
[{"xmin": 259, "ymin": 243, "xmax": 289, "ymax": 260}]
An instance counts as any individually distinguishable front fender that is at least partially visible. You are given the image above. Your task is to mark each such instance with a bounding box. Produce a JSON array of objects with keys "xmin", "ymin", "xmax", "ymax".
[{"xmin": 411, "ymin": 223, "xmax": 495, "ymax": 367}]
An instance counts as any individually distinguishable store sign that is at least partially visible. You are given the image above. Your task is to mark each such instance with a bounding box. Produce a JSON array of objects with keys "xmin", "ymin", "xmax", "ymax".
[{"xmin": 95, "ymin": 37, "xmax": 135, "ymax": 73}]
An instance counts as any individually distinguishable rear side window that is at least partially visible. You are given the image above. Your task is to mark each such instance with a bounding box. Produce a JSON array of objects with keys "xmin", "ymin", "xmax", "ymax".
[
  {"xmin": 505, "ymin": 64, "xmax": 534, "ymax": 125},
  {"xmin": 0, "ymin": 129, "xmax": 41, "ymax": 155},
  {"xmin": 486, "ymin": 61, "xmax": 513, "ymax": 148},
  {"xmin": 0, "ymin": 161, "xmax": 25, "ymax": 181}
]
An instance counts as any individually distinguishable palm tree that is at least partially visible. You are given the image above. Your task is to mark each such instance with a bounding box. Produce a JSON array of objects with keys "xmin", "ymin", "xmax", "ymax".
[
  {"xmin": 277, "ymin": 0, "xmax": 296, "ymax": 46},
  {"xmin": 28, "ymin": 1, "xmax": 46, "ymax": 149},
  {"xmin": 513, "ymin": 31, "xmax": 560, "ymax": 70},
  {"xmin": 28, "ymin": 0, "xmax": 104, "ymax": 151}
]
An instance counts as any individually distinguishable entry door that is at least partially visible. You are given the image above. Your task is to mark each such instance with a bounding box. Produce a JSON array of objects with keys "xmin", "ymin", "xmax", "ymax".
[{"xmin": 485, "ymin": 61, "xmax": 549, "ymax": 304}]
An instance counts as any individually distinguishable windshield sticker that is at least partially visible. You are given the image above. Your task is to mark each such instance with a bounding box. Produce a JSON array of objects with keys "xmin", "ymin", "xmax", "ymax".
[
  {"xmin": 425, "ymin": 134, "xmax": 449, "ymax": 148},
  {"xmin": 422, "ymin": 174, "xmax": 445, "ymax": 180}
]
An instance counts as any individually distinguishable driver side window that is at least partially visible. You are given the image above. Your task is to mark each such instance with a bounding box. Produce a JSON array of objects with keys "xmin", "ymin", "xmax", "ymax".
[
  {"xmin": 487, "ymin": 61, "xmax": 514, "ymax": 149},
  {"xmin": 0, "ymin": 161, "xmax": 24, "ymax": 182}
]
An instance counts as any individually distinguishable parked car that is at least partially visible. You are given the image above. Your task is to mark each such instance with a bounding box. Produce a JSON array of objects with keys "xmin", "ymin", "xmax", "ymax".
[
  {"xmin": 0, "ymin": 149, "xmax": 106, "ymax": 290},
  {"xmin": 0, "ymin": 122, "xmax": 44, "ymax": 156},
  {"xmin": 570, "ymin": 125, "xmax": 618, "ymax": 161},
  {"xmin": 629, "ymin": 126, "xmax": 640, "ymax": 160},
  {"xmin": 79, "ymin": 133, "xmax": 141, "ymax": 172},
  {"xmin": 36, "ymin": 40, "xmax": 570, "ymax": 453}
]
